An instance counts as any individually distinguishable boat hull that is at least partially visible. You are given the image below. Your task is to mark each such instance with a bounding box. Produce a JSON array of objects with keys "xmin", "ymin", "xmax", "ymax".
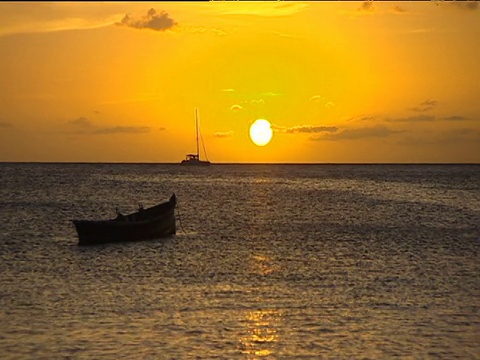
[
  {"xmin": 180, "ymin": 159, "xmax": 210, "ymax": 166},
  {"xmin": 73, "ymin": 194, "xmax": 176, "ymax": 246}
]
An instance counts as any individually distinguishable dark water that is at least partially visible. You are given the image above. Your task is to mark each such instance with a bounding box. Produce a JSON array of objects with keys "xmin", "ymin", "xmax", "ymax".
[{"xmin": 0, "ymin": 163, "xmax": 479, "ymax": 359}]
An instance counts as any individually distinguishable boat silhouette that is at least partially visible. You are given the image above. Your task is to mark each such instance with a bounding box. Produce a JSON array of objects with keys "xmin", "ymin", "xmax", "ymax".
[
  {"xmin": 73, "ymin": 194, "xmax": 177, "ymax": 246},
  {"xmin": 181, "ymin": 109, "xmax": 211, "ymax": 166}
]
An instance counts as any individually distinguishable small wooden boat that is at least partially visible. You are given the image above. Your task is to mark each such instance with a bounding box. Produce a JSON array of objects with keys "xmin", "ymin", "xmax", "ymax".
[{"xmin": 73, "ymin": 194, "xmax": 177, "ymax": 246}]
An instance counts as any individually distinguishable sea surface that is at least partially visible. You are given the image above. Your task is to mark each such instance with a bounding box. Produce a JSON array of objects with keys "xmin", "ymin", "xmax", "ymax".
[{"xmin": 0, "ymin": 163, "xmax": 479, "ymax": 359}]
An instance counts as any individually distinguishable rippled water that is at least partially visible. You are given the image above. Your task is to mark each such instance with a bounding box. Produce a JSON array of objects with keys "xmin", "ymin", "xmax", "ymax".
[{"xmin": 0, "ymin": 163, "xmax": 479, "ymax": 359}]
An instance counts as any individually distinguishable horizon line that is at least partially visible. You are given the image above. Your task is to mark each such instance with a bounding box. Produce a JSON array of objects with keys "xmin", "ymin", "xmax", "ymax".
[{"xmin": 1, "ymin": 161, "xmax": 479, "ymax": 166}]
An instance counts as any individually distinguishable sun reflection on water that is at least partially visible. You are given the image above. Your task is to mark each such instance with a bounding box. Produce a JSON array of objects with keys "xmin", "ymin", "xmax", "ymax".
[
  {"xmin": 250, "ymin": 254, "xmax": 278, "ymax": 276},
  {"xmin": 240, "ymin": 308, "xmax": 282, "ymax": 358}
]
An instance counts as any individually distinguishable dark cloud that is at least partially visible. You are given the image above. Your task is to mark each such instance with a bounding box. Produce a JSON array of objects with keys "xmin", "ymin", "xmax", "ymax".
[
  {"xmin": 392, "ymin": 6, "xmax": 407, "ymax": 14},
  {"xmin": 452, "ymin": 1, "xmax": 478, "ymax": 11},
  {"xmin": 358, "ymin": 1, "xmax": 374, "ymax": 12},
  {"xmin": 448, "ymin": 128, "xmax": 476, "ymax": 135},
  {"xmin": 410, "ymin": 99, "xmax": 438, "ymax": 112},
  {"xmin": 93, "ymin": 126, "xmax": 150, "ymax": 134},
  {"xmin": 214, "ymin": 131, "xmax": 233, "ymax": 138},
  {"xmin": 447, "ymin": 128, "xmax": 480, "ymax": 143},
  {"xmin": 384, "ymin": 104, "xmax": 469, "ymax": 122},
  {"xmin": 440, "ymin": 115, "xmax": 469, "ymax": 121},
  {"xmin": 67, "ymin": 116, "xmax": 152, "ymax": 134},
  {"xmin": 398, "ymin": 128, "xmax": 480, "ymax": 145},
  {"xmin": 316, "ymin": 125, "xmax": 399, "ymax": 141},
  {"xmin": 117, "ymin": 8, "xmax": 177, "ymax": 32},
  {"xmin": 272, "ymin": 125, "xmax": 338, "ymax": 134},
  {"xmin": 442, "ymin": 128, "xmax": 480, "ymax": 143},
  {"xmin": 0, "ymin": 122, "xmax": 13, "ymax": 128},
  {"xmin": 422, "ymin": 100, "xmax": 438, "ymax": 106},
  {"xmin": 68, "ymin": 116, "xmax": 92, "ymax": 128},
  {"xmin": 386, "ymin": 115, "xmax": 436, "ymax": 122}
]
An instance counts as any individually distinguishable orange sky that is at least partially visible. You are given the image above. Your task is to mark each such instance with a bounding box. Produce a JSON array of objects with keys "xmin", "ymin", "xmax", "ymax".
[{"xmin": 0, "ymin": 1, "xmax": 479, "ymax": 163}]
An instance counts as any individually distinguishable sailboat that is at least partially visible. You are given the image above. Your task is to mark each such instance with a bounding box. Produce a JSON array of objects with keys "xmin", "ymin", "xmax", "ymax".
[{"xmin": 181, "ymin": 109, "xmax": 211, "ymax": 166}]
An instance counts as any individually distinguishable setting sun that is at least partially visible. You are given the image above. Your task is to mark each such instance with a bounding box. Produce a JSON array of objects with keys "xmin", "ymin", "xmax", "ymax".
[{"xmin": 249, "ymin": 119, "xmax": 273, "ymax": 147}]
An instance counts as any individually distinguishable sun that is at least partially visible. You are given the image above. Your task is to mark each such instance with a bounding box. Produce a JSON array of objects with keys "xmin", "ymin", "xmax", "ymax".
[{"xmin": 249, "ymin": 119, "xmax": 273, "ymax": 146}]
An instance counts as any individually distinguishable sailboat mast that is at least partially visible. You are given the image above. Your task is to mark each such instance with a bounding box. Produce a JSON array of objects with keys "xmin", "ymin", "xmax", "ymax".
[{"xmin": 195, "ymin": 108, "xmax": 199, "ymax": 158}]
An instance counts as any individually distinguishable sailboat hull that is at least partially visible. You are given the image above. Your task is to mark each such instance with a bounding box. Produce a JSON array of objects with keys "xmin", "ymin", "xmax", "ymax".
[{"xmin": 180, "ymin": 159, "xmax": 210, "ymax": 166}]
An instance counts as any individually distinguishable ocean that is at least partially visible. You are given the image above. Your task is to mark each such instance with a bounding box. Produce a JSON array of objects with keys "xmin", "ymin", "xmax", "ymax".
[{"xmin": 0, "ymin": 163, "xmax": 479, "ymax": 359}]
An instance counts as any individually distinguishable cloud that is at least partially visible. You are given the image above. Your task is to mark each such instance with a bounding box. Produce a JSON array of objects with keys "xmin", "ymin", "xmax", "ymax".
[
  {"xmin": 386, "ymin": 115, "xmax": 436, "ymax": 122},
  {"xmin": 0, "ymin": 121, "xmax": 13, "ymax": 128},
  {"xmin": 346, "ymin": 113, "xmax": 464, "ymax": 124},
  {"xmin": 391, "ymin": 6, "xmax": 407, "ymax": 14},
  {"xmin": 158, "ymin": 127, "xmax": 166, "ymax": 131},
  {"xmin": 316, "ymin": 125, "xmax": 399, "ymax": 141},
  {"xmin": 443, "ymin": 128, "xmax": 480, "ymax": 143},
  {"xmin": 214, "ymin": 131, "xmax": 233, "ymax": 138},
  {"xmin": 221, "ymin": 89, "xmax": 235, "ymax": 92},
  {"xmin": 230, "ymin": 104, "xmax": 243, "ymax": 111},
  {"xmin": 272, "ymin": 125, "xmax": 338, "ymax": 134},
  {"xmin": 309, "ymin": 95, "xmax": 335, "ymax": 107},
  {"xmin": 68, "ymin": 116, "xmax": 92, "ymax": 128},
  {"xmin": 398, "ymin": 128, "xmax": 480, "ymax": 146},
  {"xmin": 440, "ymin": 115, "xmax": 469, "ymax": 121},
  {"xmin": 67, "ymin": 118, "xmax": 150, "ymax": 135},
  {"xmin": 410, "ymin": 99, "xmax": 438, "ymax": 112},
  {"xmin": 358, "ymin": 1, "xmax": 375, "ymax": 13},
  {"xmin": 262, "ymin": 92, "xmax": 282, "ymax": 97},
  {"xmin": 452, "ymin": 1, "xmax": 478, "ymax": 11},
  {"xmin": 116, "ymin": 8, "xmax": 176, "ymax": 32},
  {"xmin": 93, "ymin": 126, "xmax": 150, "ymax": 134},
  {"xmin": 422, "ymin": 99, "xmax": 438, "ymax": 106},
  {"xmin": 345, "ymin": 115, "xmax": 377, "ymax": 122}
]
